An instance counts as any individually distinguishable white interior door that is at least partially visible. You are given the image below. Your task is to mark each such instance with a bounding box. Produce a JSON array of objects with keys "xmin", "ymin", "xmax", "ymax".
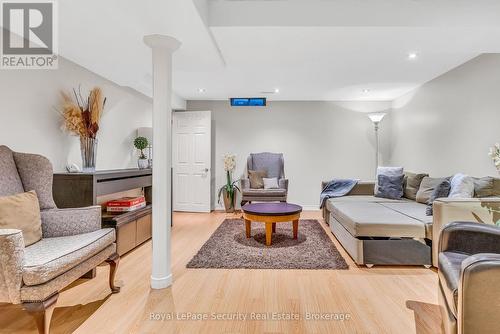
[{"xmin": 172, "ymin": 111, "xmax": 211, "ymax": 212}]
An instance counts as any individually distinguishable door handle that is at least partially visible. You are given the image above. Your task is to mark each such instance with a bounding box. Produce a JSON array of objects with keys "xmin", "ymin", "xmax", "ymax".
[{"xmin": 203, "ymin": 168, "xmax": 209, "ymax": 172}]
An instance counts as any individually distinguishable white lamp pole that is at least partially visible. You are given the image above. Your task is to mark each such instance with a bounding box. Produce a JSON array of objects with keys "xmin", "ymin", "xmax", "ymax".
[
  {"xmin": 144, "ymin": 34, "xmax": 181, "ymax": 290},
  {"xmin": 368, "ymin": 112, "xmax": 387, "ymax": 175}
]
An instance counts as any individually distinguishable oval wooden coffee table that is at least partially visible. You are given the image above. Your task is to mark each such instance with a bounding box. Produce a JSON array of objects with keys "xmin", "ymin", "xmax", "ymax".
[{"xmin": 242, "ymin": 203, "xmax": 303, "ymax": 246}]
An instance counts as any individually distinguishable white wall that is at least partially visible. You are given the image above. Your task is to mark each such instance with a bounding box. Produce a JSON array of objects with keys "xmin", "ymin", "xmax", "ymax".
[
  {"xmin": 186, "ymin": 100, "xmax": 391, "ymax": 209},
  {"xmin": 0, "ymin": 57, "xmax": 153, "ymax": 172},
  {"xmin": 389, "ymin": 54, "xmax": 500, "ymax": 177}
]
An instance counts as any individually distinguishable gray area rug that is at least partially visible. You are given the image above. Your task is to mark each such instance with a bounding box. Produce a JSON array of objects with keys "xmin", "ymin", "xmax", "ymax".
[{"xmin": 187, "ymin": 219, "xmax": 348, "ymax": 270}]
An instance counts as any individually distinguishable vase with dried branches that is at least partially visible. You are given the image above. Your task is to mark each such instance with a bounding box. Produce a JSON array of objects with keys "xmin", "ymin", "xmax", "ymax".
[{"xmin": 59, "ymin": 86, "xmax": 106, "ymax": 172}]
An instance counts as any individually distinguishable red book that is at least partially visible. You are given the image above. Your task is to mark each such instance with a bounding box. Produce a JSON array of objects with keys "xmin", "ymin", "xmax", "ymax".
[
  {"xmin": 107, "ymin": 202, "xmax": 146, "ymax": 212},
  {"xmin": 106, "ymin": 196, "xmax": 145, "ymax": 207}
]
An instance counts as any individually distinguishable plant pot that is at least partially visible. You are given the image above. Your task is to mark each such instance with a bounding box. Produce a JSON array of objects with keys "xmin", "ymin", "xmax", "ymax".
[
  {"xmin": 222, "ymin": 188, "xmax": 235, "ymax": 213},
  {"xmin": 80, "ymin": 137, "xmax": 98, "ymax": 172},
  {"xmin": 138, "ymin": 158, "xmax": 148, "ymax": 169}
]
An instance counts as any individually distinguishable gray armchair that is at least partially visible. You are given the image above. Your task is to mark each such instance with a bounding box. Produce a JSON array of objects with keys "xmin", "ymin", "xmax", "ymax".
[
  {"xmin": 240, "ymin": 152, "xmax": 288, "ymax": 205},
  {"xmin": 0, "ymin": 146, "xmax": 120, "ymax": 334},
  {"xmin": 438, "ymin": 221, "xmax": 500, "ymax": 334}
]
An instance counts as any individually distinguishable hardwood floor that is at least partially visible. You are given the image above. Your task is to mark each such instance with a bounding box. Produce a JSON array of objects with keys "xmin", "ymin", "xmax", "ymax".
[{"xmin": 0, "ymin": 211, "xmax": 442, "ymax": 334}]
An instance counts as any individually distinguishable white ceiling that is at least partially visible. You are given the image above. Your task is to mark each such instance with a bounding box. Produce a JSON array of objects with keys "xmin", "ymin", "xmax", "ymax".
[{"xmin": 57, "ymin": 0, "xmax": 500, "ymax": 102}]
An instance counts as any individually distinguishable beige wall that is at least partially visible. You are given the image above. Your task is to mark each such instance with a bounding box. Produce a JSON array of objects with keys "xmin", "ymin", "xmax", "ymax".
[
  {"xmin": 186, "ymin": 100, "xmax": 391, "ymax": 209},
  {"xmin": 0, "ymin": 57, "xmax": 153, "ymax": 172},
  {"xmin": 389, "ymin": 54, "xmax": 500, "ymax": 177}
]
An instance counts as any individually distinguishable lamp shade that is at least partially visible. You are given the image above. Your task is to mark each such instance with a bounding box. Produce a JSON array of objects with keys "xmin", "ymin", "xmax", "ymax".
[
  {"xmin": 367, "ymin": 112, "xmax": 387, "ymax": 124},
  {"xmin": 137, "ymin": 127, "xmax": 153, "ymax": 146}
]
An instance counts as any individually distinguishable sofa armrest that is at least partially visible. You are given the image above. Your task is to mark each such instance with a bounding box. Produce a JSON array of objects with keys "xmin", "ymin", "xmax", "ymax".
[
  {"xmin": 0, "ymin": 229, "xmax": 24, "ymax": 304},
  {"xmin": 41, "ymin": 206, "xmax": 102, "ymax": 238},
  {"xmin": 432, "ymin": 198, "xmax": 500, "ymax": 266},
  {"xmin": 458, "ymin": 253, "xmax": 500, "ymax": 333},
  {"xmin": 321, "ymin": 180, "xmax": 375, "ymax": 196},
  {"xmin": 439, "ymin": 221, "xmax": 500, "ymax": 254},
  {"xmin": 279, "ymin": 178, "xmax": 288, "ymax": 190},
  {"xmin": 240, "ymin": 178, "xmax": 250, "ymax": 191}
]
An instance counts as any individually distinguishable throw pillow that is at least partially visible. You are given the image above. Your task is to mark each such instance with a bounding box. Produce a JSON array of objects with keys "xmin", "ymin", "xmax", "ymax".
[
  {"xmin": 375, "ymin": 174, "xmax": 404, "ymax": 200},
  {"xmin": 0, "ymin": 190, "xmax": 42, "ymax": 246},
  {"xmin": 416, "ymin": 177, "xmax": 448, "ymax": 204},
  {"xmin": 403, "ymin": 172, "xmax": 428, "ymax": 200},
  {"xmin": 448, "ymin": 173, "xmax": 474, "ymax": 198},
  {"xmin": 493, "ymin": 178, "xmax": 500, "ymax": 197},
  {"xmin": 263, "ymin": 177, "xmax": 279, "ymax": 189},
  {"xmin": 375, "ymin": 166, "xmax": 404, "ymax": 193},
  {"xmin": 472, "ymin": 177, "xmax": 494, "ymax": 198},
  {"xmin": 248, "ymin": 170, "xmax": 267, "ymax": 189},
  {"xmin": 426, "ymin": 180, "xmax": 451, "ymax": 216}
]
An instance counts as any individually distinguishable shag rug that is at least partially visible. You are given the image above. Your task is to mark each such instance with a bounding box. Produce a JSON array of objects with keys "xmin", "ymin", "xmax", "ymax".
[{"xmin": 186, "ymin": 219, "xmax": 348, "ymax": 270}]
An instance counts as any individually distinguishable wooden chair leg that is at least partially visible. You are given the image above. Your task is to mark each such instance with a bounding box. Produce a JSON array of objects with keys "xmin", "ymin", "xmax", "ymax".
[
  {"xmin": 105, "ymin": 253, "xmax": 121, "ymax": 293},
  {"xmin": 23, "ymin": 293, "xmax": 59, "ymax": 334}
]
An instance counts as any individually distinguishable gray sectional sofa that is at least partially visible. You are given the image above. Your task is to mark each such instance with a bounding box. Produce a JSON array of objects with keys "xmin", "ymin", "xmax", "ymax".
[{"xmin": 322, "ymin": 179, "xmax": 500, "ymax": 267}]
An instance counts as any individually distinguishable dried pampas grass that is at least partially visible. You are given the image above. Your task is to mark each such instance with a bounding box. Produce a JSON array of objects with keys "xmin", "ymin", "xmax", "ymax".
[{"xmin": 59, "ymin": 86, "xmax": 106, "ymax": 138}]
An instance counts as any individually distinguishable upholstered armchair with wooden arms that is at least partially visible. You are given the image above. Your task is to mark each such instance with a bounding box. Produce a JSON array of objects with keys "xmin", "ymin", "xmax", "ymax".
[
  {"xmin": 240, "ymin": 152, "xmax": 288, "ymax": 205},
  {"xmin": 438, "ymin": 221, "xmax": 500, "ymax": 334},
  {"xmin": 0, "ymin": 145, "xmax": 120, "ymax": 334}
]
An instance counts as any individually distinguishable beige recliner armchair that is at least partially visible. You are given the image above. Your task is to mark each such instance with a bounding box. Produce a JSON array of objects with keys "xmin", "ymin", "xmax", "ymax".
[
  {"xmin": 438, "ymin": 221, "xmax": 500, "ymax": 334},
  {"xmin": 240, "ymin": 152, "xmax": 288, "ymax": 205},
  {"xmin": 0, "ymin": 146, "xmax": 120, "ymax": 334}
]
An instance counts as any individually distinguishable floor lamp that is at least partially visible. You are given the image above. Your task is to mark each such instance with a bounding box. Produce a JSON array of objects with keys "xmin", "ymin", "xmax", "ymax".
[{"xmin": 367, "ymin": 112, "xmax": 387, "ymax": 175}]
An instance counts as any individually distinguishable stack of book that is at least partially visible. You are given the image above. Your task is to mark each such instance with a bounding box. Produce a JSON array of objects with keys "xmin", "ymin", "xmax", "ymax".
[{"xmin": 106, "ymin": 196, "xmax": 146, "ymax": 213}]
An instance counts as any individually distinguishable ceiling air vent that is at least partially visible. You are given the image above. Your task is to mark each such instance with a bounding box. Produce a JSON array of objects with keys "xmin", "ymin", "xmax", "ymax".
[{"xmin": 230, "ymin": 97, "xmax": 266, "ymax": 107}]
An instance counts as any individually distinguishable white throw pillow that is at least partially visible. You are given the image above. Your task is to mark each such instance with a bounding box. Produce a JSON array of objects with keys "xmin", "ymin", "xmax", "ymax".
[
  {"xmin": 375, "ymin": 166, "xmax": 404, "ymax": 193},
  {"xmin": 449, "ymin": 173, "xmax": 474, "ymax": 198},
  {"xmin": 263, "ymin": 177, "xmax": 279, "ymax": 189}
]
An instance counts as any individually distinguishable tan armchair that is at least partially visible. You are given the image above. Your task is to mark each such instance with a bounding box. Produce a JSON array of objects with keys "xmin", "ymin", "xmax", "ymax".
[
  {"xmin": 0, "ymin": 146, "xmax": 120, "ymax": 334},
  {"xmin": 240, "ymin": 152, "xmax": 288, "ymax": 204}
]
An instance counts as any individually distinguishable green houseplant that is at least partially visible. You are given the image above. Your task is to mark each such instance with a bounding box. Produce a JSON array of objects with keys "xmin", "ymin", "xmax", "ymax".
[
  {"xmin": 134, "ymin": 136, "xmax": 149, "ymax": 169},
  {"xmin": 217, "ymin": 154, "xmax": 240, "ymax": 212}
]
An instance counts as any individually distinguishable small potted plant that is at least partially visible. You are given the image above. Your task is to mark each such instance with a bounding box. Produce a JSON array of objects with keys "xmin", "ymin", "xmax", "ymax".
[
  {"xmin": 217, "ymin": 154, "xmax": 240, "ymax": 212},
  {"xmin": 134, "ymin": 136, "xmax": 149, "ymax": 169}
]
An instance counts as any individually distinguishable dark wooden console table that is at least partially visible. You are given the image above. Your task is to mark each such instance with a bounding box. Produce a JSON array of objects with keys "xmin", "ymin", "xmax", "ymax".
[{"xmin": 53, "ymin": 169, "xmax": 153, "ymax": 256}]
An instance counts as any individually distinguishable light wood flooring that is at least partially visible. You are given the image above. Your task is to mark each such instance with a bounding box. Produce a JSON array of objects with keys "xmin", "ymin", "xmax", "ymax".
[{"xmin": 0, "ymin": 211, "xmax": 443, "ymax": 333}]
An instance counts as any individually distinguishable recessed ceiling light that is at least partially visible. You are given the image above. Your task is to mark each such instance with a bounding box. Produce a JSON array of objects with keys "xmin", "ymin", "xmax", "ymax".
[
  {"xmin": 408, "ymin": 52, "xmax": 418, "ymax": 60},
  {"xmin": 274, "ymin": 88, "xmax": 280, "ymax": 93},
  {"xmin": 198, "ymin": 88, "xmax": 206, "ymax": 93},
  {"xmin": 362, "ymin": 89, "xmax": 370, "ymax": 93}
]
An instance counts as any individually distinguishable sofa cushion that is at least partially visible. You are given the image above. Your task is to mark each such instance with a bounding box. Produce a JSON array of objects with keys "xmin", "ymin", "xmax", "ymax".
[
  {"xmin": 0, "ymin": 146, "xmax": 25, "ymax": 197},
  {"xmin": 416, "ymin": 177, "xmax": 448, "ymax": 204},
  {"xmin": 330, "ymin": 202, "xmax": 426, "ymax": 238},
  {"xmin": 0, "ymin": 191, "xmax": 42, "ymax": 246},
  {"xmin": 494, "ymin": 178, "xmax": 500, "ymax": 196},
  {"xmin": 13, "ymin": 152, "xmax": 57, "ymax": 210},
  {"xmin": 242, "ymin": 188, "xmax": 286, "ymax": 197},
  {"xmin": 426, "ymin": 179, "xmax": 451, "ymax": 216},
  {"xmin": 449, "ymin": 173, "xmax": 474, "ymax": 199},
  {"xmin": 438, "ymin": 251, "xmax": 469, "ymax": 317},
  {"xmin": 379, "ymin": 202, "xmax": 432, "ymax": 238},
  {"xmin": 403, "ymin": 172, "xmax": 428, "ymax": 200},
  {"xmin": 23, "ymin": 228, "xmax": 115, "ymax": 286},
  {"xmin": 325, "ymin": 196, "xmax": 408, "ymax": 213},
  {"xmin": 473, "ymin": 177, "xmax": 495, "ymax": 198}
]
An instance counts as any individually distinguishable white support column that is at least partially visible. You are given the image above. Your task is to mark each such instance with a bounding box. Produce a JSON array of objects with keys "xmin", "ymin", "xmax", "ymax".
[{"xmin": 144, "ymin": 34, "xmax": 181, "ymax": 290}]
